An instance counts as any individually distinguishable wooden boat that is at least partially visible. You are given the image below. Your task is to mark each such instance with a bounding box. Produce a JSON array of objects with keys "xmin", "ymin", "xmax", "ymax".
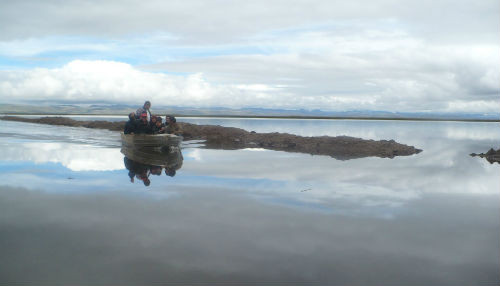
[{"xmin": 121, "ymin": 132, "xmax": 183, "ymax": 147}]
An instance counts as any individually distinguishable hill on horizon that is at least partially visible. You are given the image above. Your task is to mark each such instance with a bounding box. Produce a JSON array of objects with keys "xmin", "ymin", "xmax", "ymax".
[{"xmin": 0, "ymin": 103, "xmax": 498, "ymax": 121}]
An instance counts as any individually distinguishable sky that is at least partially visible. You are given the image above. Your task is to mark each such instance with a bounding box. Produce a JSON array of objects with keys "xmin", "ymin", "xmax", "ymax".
[{"xmin": 0, "ymin": 0, "xmax": 498, "ymax": 114}]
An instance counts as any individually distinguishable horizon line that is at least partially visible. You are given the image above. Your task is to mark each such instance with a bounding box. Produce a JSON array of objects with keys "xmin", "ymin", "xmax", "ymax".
[{"xmin": 1, "ymin": 113, "xmax": 499, "ymax": 123}]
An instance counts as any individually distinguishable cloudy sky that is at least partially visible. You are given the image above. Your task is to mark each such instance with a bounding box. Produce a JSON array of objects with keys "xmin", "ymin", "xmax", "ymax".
[{"xmin": 0, "ymin": 0, "xmax": 498, "ymax": 113}]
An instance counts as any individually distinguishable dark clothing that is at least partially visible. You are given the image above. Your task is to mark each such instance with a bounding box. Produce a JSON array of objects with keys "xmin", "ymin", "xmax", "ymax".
[
  {"xmin": 149, "ymin": 121, "xmax": 157, "ymax": 131},
  {"xmin": 151, "ymin": 123, "xmax": 165, "ymax": 134},
  {"xmin": 135, "ymin": 119, "xmax": 152, "ymax": 134},
  {"xmin": 124, "ymin": 157, "xmax": 151, "ymax": 185},
  {"xmin": 124, "ymin": 119, "xmax": 136, "ymax": 134},
  {"xmin": 124, "ymin": 157, "xmax": 136, "ymax": 181}
]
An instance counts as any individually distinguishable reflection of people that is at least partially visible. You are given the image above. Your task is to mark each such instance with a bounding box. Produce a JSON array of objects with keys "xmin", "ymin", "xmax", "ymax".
[
  {"xmin": 151, "ymin": 166, "xmax": 162, "ymax": 175},
  {"xmin": 123, "ymin": 157, "xmax": 136, "ymax": 182},
  {"xmin": 123, "ymin": 156, "xmax": 153, "ymax": 186},
  {"xmin": 165, "ymin": 168, "xmax": 176, "ymax": 177},
  {"xmin": 136, "ymin": 101, "xmax": 152, "ymax": 122},
  {"xmin": 136, "ymin": 170, "xmax": 150, "ymax": 186}
]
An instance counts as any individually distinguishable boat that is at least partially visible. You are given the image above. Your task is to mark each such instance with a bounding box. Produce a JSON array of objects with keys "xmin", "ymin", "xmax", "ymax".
[{"xmin": 121, "ymin": 132, "xmax": 183, "ymax": 148}]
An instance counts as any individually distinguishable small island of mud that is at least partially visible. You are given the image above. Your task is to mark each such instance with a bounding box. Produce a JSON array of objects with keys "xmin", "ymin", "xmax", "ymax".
[{"xmin": 1, "ymin": 116, "xmax": 422, "ymax": 160}]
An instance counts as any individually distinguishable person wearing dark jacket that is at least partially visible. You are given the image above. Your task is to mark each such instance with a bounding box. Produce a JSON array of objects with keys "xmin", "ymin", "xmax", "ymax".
[
  {"xmin": 124, "ymin": 112, "xmax": 137, "ymax": 134},
  {"xmin": 149, "ymin": 115, "xmax": 158, "ymax": 127},
  {"xmin": 151, "ymin": 117, "xmax": 165, "ymax": 134},
  {"xmin": 135, "ymin": 113, "xmax": 152, "ymax": 134}
]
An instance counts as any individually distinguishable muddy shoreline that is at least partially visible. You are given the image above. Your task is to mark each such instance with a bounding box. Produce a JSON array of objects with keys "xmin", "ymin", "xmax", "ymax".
[{"xmin": 1, "ymin": 116, "xmax": 422, "ymax": 160}]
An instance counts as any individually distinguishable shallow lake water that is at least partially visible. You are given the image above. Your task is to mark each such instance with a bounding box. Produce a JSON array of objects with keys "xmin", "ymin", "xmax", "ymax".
[{"xmin": 0, "ymin": 117, "xmax": 499, "ymax": 285}]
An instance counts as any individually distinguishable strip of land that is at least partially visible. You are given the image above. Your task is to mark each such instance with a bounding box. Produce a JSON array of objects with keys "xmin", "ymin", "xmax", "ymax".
[{"xmin": 1, "ymin": 116, "xmax": 423, "ymax": 160}]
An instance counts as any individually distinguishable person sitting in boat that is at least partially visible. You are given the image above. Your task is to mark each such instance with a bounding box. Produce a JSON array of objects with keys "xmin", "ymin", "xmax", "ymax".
[
  {"xmin": 135, "ymin": 101, "xmax": 152, "ymax": 122},
  {"xmin": 123, "ymin": 112, "xmax": 137, "ymax": 134},
  {"xmin": 149, "ymin": 115, "xmax": 157, "ymax": 129},
  {"xmin": 151, "ymin": 116, "xmax": 165, "ymax": 134},
  {"xmin": 149, "ymin": 115, "xmax": 158, "ymax": 126},
  {"xmin": 165, "ymin": 116, "xmax": 182, "ymax": 135},
  {"xmin": 135, "ymin": 113, "xmax": 153, "ymax": 134}
]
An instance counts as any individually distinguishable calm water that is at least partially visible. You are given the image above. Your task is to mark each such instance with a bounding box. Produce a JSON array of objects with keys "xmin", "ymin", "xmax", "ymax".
[{"xmin": 0, "ymin": 117, "xmax": 499, "ymax": 285}]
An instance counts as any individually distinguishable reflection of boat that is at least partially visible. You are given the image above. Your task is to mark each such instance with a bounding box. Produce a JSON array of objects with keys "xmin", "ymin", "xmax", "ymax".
[
  {"xmin": 121, "ymin": 134, "xmax": 183, "ymax": 186},
  {"xmin": 122, "ymin": 146, "xmax": 183, "ymax": 186},
  {"xmin": 121, "ymin": 132, "xmax": 183, "ymax": 148},
  {"xmin": 121, "ymin": 146, "xmax": 183, "ymax": 170}
]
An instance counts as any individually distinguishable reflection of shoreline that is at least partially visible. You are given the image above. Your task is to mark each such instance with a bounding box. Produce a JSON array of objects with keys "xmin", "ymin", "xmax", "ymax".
[
  {"xmin": 471, "ymin": 148, "xmax": 500, "ymax": 164},
  {"xmin": 122, "ymin": 146, "xmax": 183, "ymax": 186}
]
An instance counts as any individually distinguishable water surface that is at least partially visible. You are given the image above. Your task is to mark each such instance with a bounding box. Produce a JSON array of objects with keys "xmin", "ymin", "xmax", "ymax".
[{"xmin": 0, "ymin": 118, "xmax": 498, "ymax": 285}]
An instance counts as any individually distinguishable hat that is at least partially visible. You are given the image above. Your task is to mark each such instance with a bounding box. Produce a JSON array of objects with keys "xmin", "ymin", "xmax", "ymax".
[{"xmin": 140, "ymin": 113, "xmax": 147, "ymax": 118}]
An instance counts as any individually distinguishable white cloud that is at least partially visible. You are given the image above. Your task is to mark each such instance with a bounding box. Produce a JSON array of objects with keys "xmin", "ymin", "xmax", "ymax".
[
  {"xmin": 145, "ymin": 30, "xmax": 500, "ymax": 113},
  {"xmin": 0, "ymin": 60, "xmax": 292, "ymax": 108},
  {"xmin": 0, "ymin": 0, "xmax": 498, "ymax": 113},
  {"xmin": 0, "ymin": 0, "xmax": 497, "ymax": 44},
  {"xmin": 1, "ymin": 44, "xmax": 498, "ymax": 113}
]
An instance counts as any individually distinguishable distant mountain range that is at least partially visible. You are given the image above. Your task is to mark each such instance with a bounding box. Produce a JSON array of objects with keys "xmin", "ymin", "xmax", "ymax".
[{"xmin": 0, "ymin": 103, "xmax": 498, "ymax": 121}]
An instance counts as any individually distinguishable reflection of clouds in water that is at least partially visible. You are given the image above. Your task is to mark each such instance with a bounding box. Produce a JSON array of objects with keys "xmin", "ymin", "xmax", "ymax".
[
  {"xmin": 0, "ymin": 186, "xmax": 497, "ymax": 285},
  {"xmin": 0, "ymin": 142, "xmax": 123, "ymax": 171},
  {"xmin": 185, "ymin": 148, "xmax": 203, "ymax": 161},
  {"xmin": 180, "ymin": 144, "xmax": 499, "ymax": 212},
  {"xmin": 445, "ymin": 125, "xmax": 500, "ymax": 141},
  {"xmin": 1, "ymin": 119, "xmax": 499, "ymax": 214},
  {"xmin": 1, "ymin": 173, "xmax": 116, "ymax": 193}
]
